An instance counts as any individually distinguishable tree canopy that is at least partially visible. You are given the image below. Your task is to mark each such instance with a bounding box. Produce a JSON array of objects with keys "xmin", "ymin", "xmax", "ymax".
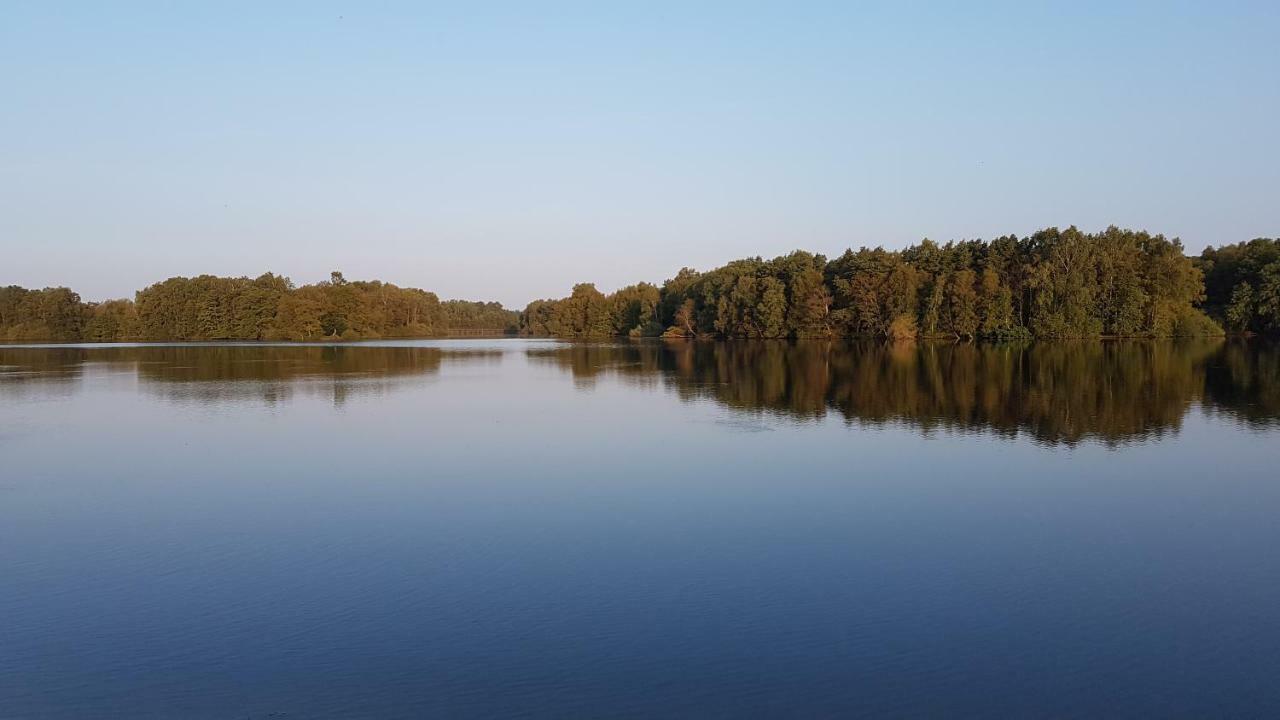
[
  {"xmin": 8, "ymin": 229, "xmax": 1277, "ymax": 343},
  {"xmin": 1196, "ymin": 238, "xmax": 1280, "ymax": 335},
  {"xmin": 522, "ymin": 226, "xmax": 1228, "ymax": 339},
  {"xmin": 1, "ymin": 272, "xmax": 517, "ymax": 342}
]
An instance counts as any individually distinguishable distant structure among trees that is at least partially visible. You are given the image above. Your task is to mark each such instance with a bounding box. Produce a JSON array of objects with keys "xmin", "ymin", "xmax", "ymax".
[
  {"xmin": 0, "ymin": 271, "xmax": 518, "ymax": 342},
  {"xmin": 3, "ymin": 229, "xmax": 1276, "ymax": 343},
  {"xmin": 524, "ymin": 228, "xmax": 1278, "ymax": 339}
]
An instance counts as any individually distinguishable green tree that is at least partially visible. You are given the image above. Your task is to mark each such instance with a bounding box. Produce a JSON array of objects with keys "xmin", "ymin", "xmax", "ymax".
[{"xmin": 947, "ymin": 269, "xmax": 980, "ymax": 339}]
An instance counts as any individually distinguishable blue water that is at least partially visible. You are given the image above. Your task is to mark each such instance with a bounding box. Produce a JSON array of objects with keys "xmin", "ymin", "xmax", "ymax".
[{"xmin": 2, "ymin": 340, "xmax": 1278, "ymax": 718}]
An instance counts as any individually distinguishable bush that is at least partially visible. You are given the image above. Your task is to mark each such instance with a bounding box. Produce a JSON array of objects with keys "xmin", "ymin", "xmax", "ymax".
[
  {"xmin": 1172, "ymin": 308, "xmax": 1225, "ymax": 337},
  {"xmin": 984, "ymin": 325, "xmax": 1033, "ymax": 342},
  {"xmin": 886, "ymin": 314, "xmax": 918, "ymax": 340}
]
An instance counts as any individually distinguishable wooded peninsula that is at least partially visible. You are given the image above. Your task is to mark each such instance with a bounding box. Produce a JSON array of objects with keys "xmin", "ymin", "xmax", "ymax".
[{"xmin": 2, "ymin": 227, "xmax": 1277, "ymax": 342}]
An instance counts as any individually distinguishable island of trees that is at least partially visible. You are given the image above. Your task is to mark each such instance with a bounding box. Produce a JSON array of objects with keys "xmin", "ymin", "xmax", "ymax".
[
  {"xmin": 522, "ymin": 228, "xmax": 1279, "ymax": 339},
  {"xmin": 2, "ymin": 227, "xmax": 1277, "ymax": 342},
  {"xmin": 0, "ymin": 272, "xmax": 518, "ymax": 342}
]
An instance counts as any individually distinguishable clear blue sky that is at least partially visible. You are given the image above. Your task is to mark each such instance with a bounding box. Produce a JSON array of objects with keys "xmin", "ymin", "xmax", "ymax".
[{"xmin": 3, "ymin": 1, "xmax": 1277, "ymax": 307}]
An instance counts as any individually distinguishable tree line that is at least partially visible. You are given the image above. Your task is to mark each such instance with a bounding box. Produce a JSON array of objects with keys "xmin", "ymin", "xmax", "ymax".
[
  {"xmin": 522, "ymin": 228, "xmax": 1279, "ymax": 339},
  {"xmin": 4, "ymin": 230, "xmax": 1276, "ymax": 343},
  {"xmin": 0, "ymin": 271, "xmax": 518, "ymax": 342},
  {"xmin": 1196, "ymin": 237, "xmax": 1280, "ymax": 335}
]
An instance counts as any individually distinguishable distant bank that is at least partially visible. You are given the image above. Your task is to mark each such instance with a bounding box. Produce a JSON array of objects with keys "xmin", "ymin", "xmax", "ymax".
[
  {"xmin": 1, "ymin": 271, "xmax": 519, "ymax": 343},
  {"xmin": 3, "ymin": 228, "xmax": 1277, "ymax": 343}
]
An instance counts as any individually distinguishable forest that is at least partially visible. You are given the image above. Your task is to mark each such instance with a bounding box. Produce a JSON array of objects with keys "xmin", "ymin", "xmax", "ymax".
[
  {"xmin": 0, "ymin": 271, "xmax": 518, "ymax": 342},
  {"xmin": 3, "ymin": 229, "xmax": 1277, "ymax": 342},
  {"xmin": 522, "ymin": 228, "xmax": 1280, "ymax": 340},
  {"xmin": 1197, "ymin": 237, "xmax": 1280, "ymax": 335}
]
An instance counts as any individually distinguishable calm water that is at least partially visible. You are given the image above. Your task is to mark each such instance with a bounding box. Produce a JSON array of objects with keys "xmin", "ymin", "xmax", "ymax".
[{"xmin": 2, "ymin": 339, "xmax": 1279, "ymax": 718}]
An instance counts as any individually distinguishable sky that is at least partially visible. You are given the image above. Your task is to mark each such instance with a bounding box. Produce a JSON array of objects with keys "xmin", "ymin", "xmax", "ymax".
[{"xmin": 2, "ymin": 1, "xmax": 1277, "ymax": 308}]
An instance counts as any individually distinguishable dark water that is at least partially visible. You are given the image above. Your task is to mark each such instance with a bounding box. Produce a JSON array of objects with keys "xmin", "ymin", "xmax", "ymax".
[{"xmin": 2, "ymin": 339, "xmax": 1279, "ymax": 718}]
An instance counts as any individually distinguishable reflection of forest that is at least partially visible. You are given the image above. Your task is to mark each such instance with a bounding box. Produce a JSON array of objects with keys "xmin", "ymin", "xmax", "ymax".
[
  {"xmin": 528, "ymin": 339, "xmax": 1280, "ymax": 445},
  {"xmin": 0, "ymin": 345, "xmax": 501, "ymax": 406},
  {"xmin": 3, "ymin": 341, "xmax": 1277, "ymax": 443}
]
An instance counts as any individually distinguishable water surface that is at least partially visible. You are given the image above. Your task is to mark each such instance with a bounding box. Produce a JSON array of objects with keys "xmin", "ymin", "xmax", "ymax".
[{"xmin": 2, "ymin": 339, "xmax": 1279, "ymax": 718}]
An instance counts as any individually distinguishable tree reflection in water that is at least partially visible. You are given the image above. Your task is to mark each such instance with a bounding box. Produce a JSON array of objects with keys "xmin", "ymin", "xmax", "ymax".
[
  {"xmin": 528, "ymin": 339, "xmax": 1280, "ymax": 446},
  {"xmin": 3, "ymin": 339, "xmax": 1277, "ymax": 444}
]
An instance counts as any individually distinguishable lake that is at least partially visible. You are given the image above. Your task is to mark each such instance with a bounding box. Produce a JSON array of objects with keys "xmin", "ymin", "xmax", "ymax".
[{"xmin": 2, "ymin": 339, "xmax": 1279, "ymax": 718}]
